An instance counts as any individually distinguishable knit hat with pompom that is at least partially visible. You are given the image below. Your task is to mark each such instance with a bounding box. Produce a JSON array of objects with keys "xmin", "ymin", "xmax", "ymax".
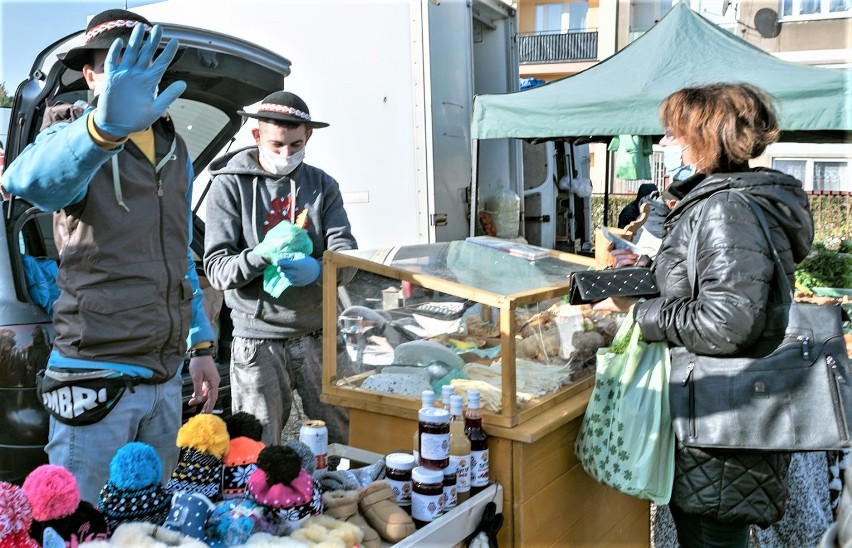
[
  {"xmin": 0, "ymin": 482, "xmax": 39, "ymax": 548},
  {"xmin": 21, "ymin": 465, "xmax": 108, "ymax": 545},
  {"xmin": 222, "ymin": 412, "xmax": 266, "ymax": 499},
  {"xmin": 165, "ymin": 413, "xmax": 230, "ymax": 500},
  {"xmin": 247, "ymin": 445, "xmax": 324, "ymax": 536},
  {"xmin": 98, "ymin": 442, "xmax": 171, "ymax": 530}
]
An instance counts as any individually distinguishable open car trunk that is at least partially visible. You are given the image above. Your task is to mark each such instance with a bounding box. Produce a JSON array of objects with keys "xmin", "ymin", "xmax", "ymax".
[{"xmin": 0, "ymin": 22, "xmax": 291, "ymax": 483}]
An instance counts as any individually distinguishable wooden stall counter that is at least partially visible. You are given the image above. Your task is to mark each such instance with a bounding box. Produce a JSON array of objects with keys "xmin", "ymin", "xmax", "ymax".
[
  {"xmin": 328, "ymin": 386, "xmax": 650, "ymax": 547},
  {"xmin": 321, "ymin": 242, "xmax": 650, "ymax": 546}
]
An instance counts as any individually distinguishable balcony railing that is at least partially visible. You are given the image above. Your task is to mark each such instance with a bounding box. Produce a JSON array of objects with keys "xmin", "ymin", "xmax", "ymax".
[{"xmin": 518, "ymin": 30, "xmax": 599, "ymax": 63}]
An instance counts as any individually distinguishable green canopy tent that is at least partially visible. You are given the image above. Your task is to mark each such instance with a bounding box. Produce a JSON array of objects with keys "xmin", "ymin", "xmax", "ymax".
[
  {"xmin": 472, "ymin": 1, "xmax": 852, "ymax": 141},
  {"xmin": 468, "ymin": 1, "xmax": 851, "ymax": 241}
]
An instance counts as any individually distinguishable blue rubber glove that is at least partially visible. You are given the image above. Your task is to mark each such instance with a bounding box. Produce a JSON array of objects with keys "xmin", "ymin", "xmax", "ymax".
[
  {"xmin": 93, "ymin": 23, "xmax": 187, "ymax": 138},
  {"xmin": 276, "ymin": 255, "xmax": 321, "ymax": 287}
]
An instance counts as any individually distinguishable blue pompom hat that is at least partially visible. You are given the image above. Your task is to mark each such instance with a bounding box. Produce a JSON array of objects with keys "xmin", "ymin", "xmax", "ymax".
[{"xmin": 98, "ymin": 442, "xmax": 171, "ymax": 530}]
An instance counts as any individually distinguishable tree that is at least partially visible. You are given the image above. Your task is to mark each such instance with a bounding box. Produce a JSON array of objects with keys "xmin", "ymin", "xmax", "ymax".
[{"xmin": 0, "ymin": 82, "xmax": 13, "ymax": 108}]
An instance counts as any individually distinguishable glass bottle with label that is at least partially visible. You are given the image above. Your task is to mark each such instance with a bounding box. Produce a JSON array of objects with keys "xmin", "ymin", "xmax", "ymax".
[
  {"xmin": 464, "ymin": 389, "xmax": 489, "ymax": 496},
  {"xmin": 413, "ymin": 389, "xmax": 435, "ymax": 465},
  {"xmin": 411, "ymin": 466, "xmax": 444, "ymax": 528},
  {"xmin": 442, "ymin": 459, "xmax": 458, "ymax": 511},
  {"xmin": 418, "ymin": 408, "xmax": 450, "ymax": 470},
  {"xmin": 385, "ymin": 452, "xmax": 415, "ymax": 513},
  {"xmin": 449, "ymin": 394, "xmax": 471, "ymax": 503}
]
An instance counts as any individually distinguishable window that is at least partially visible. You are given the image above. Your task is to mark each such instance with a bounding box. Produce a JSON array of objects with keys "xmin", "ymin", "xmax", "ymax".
[
  {"xmin": 167, "ymin": 98, "xmax": 231, "ymax": 163},
  {"xmin": 631, "ymin": 0, "xmax": 675, "ymax": 33},
  {"xmin": 535, "ymin": 2, "xmax": 588, "ymax": 32},
  {"xmin": 781, "ymin": 0, "xmax": 850, "ymax": 18},
  {"xmin": 773, "ymin": 158, "xmax": 851, "ymax": 191}
]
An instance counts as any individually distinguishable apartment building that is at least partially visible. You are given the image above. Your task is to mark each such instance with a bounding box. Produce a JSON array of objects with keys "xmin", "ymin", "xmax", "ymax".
[{"xmin": 515, "ymin": 0, "xmax": 851, "ymax": 192}]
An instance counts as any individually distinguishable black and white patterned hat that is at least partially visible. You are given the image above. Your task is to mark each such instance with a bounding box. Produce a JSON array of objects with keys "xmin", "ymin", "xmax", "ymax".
[
  {"xmin": 165, "ymin": 447, "xmax": 225, "ymax": 500},
  {"xmin": 97, "ymin": 442, "xmax": 171, "ymax": 530},
  {"xmin": 164, "ymin": 414, "xmax": 231, "ymax": 501}
]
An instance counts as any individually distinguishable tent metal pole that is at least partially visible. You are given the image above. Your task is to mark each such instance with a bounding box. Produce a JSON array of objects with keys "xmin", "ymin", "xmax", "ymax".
[
  {"xmin": 469, "ymin": 138, "xmax": 480, "ymax": 237},
  {"xmin": 603, "ymin": 148, "xmax": 611, "ymax": 228}
]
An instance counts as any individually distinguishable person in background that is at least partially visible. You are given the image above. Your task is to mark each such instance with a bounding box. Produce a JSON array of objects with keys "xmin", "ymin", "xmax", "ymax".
[
  {"xmin": 0, "ymin": 10, "xmax": 219, "ymax": 503},
  {"xmin": 617, "ymin": 182, "xmax": 658, "ymax": 229},
  {"xmin": 608, "ymin": 180, "xmax": 686, "ymax": 269},
  {"xmin": 601, "ymin": 83, "xmax": 813, "ymax": 547},
  {"xmin": 203, "ymin": 91, "xmax": 357, "ymax": 446}
]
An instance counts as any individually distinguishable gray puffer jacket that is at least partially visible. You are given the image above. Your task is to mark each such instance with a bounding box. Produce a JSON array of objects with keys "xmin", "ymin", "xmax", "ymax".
[{"xmin": 634, "ymin": 168, "xmax": 813, "ymax": 527}]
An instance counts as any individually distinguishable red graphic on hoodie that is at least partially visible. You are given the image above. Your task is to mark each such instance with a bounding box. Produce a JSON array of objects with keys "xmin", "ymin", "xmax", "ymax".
[{"xmin": 263, "ymin": 196, "xmax": 309, "ymax": 233}]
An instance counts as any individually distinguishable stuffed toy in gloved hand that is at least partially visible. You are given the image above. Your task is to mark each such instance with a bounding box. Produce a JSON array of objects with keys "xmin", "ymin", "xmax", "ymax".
[
  {"xmin": 253, "ymin": 215, "xmax": 313, "ymax": 297},
  {"xmin": 166, "ymin": 413, "xmax": 230, "ymax": 500},
  {"xmin": 276, "ymin": 254, "xmax": 321, "ymax": 287}
]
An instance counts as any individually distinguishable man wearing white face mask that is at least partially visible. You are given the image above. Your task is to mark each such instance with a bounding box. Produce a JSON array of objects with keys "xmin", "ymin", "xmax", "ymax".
[{"xmin": 204, "ymin": 91, "xmax": 357, "ymax": 446}]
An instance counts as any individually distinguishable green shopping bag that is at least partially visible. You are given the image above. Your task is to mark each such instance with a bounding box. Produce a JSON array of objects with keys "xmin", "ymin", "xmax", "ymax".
[{"xmin": 574, "ymin": 315, "xmax": 674, "ymax": 504}]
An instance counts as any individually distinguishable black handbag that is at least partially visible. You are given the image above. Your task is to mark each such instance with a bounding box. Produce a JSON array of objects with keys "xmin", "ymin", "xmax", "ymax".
[
  {"xmin": 568, "ymin": 266, "xmax": 659, "ymax": 305},
  {"xmin": 670, "ymin": 190, "xmax": 852, "ymax": 451}
]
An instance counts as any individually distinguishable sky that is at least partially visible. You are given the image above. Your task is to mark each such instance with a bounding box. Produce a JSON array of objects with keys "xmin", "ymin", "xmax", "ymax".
[{"xmin": 0, "ymin": 0, "xmax": 158, "ymax": 92}]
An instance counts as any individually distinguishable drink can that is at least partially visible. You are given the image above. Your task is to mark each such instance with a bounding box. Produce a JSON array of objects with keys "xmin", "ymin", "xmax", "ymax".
[{"xmin": 300, "ymin": 419, "xmax": 328, "ymax": 472}]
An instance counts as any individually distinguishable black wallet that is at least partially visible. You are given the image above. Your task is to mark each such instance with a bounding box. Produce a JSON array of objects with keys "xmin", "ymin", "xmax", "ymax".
[{"xmin": 569, "ymin": 267, "xmax": 659, "ymax": 305}]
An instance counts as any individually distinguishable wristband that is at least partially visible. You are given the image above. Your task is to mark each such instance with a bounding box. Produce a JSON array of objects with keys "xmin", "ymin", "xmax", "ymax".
[{"xmin": 188, "ymin": 345, "xmax": 217, "ymax": 360}]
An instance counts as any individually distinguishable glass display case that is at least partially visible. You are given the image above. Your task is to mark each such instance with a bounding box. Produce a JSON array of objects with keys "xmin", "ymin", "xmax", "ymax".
[{"xmin": 321, "ymin": 238, "xmax": 625, "ymax": 428}]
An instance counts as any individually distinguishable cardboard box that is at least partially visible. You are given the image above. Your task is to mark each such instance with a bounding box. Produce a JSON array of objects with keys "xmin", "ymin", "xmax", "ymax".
[{"xmin": 328, "ymin": 444, "xmax": 504, "ymax": 547}]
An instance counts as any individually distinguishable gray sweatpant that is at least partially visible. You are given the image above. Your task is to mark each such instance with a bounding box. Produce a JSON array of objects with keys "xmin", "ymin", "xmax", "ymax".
[{"xmin": 230, "ymin": 333, "xmax": 349, "ymax": 446}]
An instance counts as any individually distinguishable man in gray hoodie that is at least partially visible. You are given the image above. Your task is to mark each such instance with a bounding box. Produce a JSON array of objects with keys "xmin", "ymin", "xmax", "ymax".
[{"xmin": 204, "ymin": 91, "xmax": 356, "ymax": 445}]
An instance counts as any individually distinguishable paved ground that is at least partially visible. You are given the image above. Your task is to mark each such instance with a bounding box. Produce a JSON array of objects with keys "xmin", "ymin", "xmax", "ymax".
[{"xmin": 282, "ymin": 392, "xmax": 307, "ymax": 442}]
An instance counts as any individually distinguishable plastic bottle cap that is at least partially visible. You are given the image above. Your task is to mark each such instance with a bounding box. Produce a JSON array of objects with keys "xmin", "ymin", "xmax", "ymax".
[
  {"xmin": 386, "ymin": 453, "xmax": 416, "ymax": 470},
  {"xmin": 468, "ymin": 390, "xmax": 481, "ymax": 409},
  {"xmin": 412, "ymin": 466, "xmax": 445, "ymax": 484},
  {"xmin": 450, "ymin": 394, "xmax": 464, "ymax": 416},
  {"xmin": 441, "ymin": 385, "xmax": 454, "ymax": 403},
  {"xmin": 419, "ymin": 407, "xmax": 450, "ymax": 423},
  {"xmin": 443, "ymin": 460, "xmax": 459, "ymax": 475},
  {"xmin": 421, "ymin": 390, "xmax": 435, "ymax": 408}
]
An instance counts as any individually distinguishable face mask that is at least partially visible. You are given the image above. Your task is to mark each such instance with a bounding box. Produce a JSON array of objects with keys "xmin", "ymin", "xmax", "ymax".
[
  {"xmin": 670, "ymin": 164, "xmax": 696, "ymax": 182},
  {"xmin": 662, "ymin": 145, "xmax": 697, "ymax": 182},
  {"xmin": 662, "ymin": 146, "xmax": 684, "ymax": 174},
  {"xmin": 259, "ymin": 146, "xmax": 305, "ymax": 176}
]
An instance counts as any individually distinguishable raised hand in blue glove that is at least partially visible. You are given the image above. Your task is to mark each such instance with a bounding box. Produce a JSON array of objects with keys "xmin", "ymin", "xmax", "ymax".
[
  {"xmin": 94, "ymin": 23, "xmax": 187, "ymax": 139},
  {"xmin": 276, "ymin": 254, "xmax": 321, "ymax": 287}
]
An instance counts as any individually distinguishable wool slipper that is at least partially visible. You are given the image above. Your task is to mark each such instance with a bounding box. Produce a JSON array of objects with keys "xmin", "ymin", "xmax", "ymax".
[
  {"xmin": 357, "ymin": 480, "xmax": 415, "ymax": 542},
  {"xmin": 322, "ymin": 490, "xmax": 380, "ymax": 548},
  {"xmin": 316, "ymin": 459, "xmax": 386, "ymax": 492}
]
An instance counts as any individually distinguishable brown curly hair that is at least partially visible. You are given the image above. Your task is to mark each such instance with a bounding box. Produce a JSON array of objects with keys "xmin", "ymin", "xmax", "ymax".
[{"xmin": 660, "ymin": 83, "xmax": 780, "ymax": 174}]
